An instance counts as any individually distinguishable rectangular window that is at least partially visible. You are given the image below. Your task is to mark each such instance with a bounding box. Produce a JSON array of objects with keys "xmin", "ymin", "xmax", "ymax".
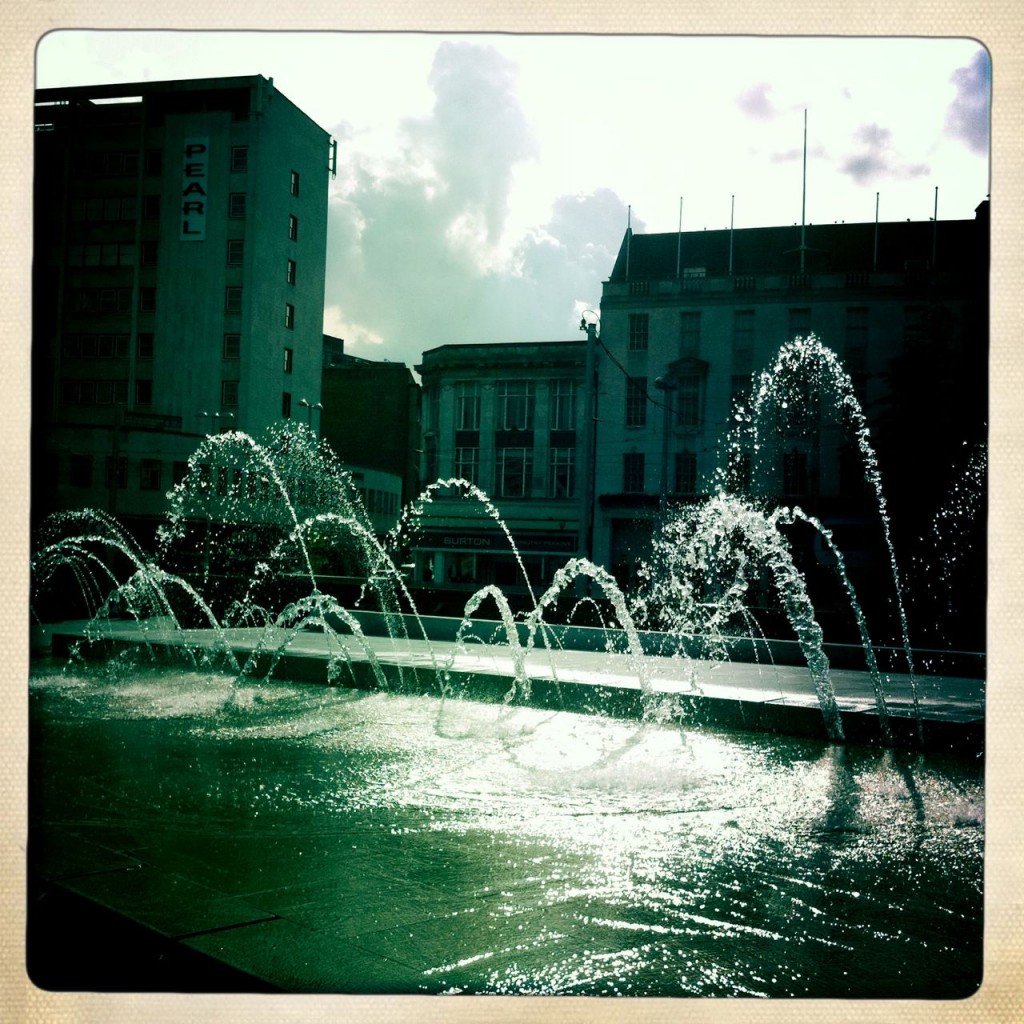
[
  {"xmin": 733, "ymin": 310, "xmax": 755, "ymax": 370},
  {"xmin": 283, "ymin": 347, "xmax": 293, "ymax": 374},
  {"xmin": 282, "ymin": 392, "xmax": 292, "ymax": 418},
  {"xmin": 142, "ymin": 194, "xmax": 160, "ymax": 220},
  {"xmin": 550, "ymin": 379, "xmax": 576, "ymax": 431},
  {"xmin": 221, "ymin": 379, "xmax": 240, "ymax": 407},
  {"xmin": 625, "ymin": 377, "xmax": 647, "ymax": 428},
  {"xmin": 497, "ymin": 447, "xmax": 533, "ymax": 498},
  {"xmin": 140, "ymin": 458, "xmax": 162, "ymax": 491},
  {"xmin": 675, "ymin": 373, "xmax": 704, "ymax": 429},
  {"xmin": 137, "ymin": 333, "xmax": 154, "ymax": 360},
  {"xmin": 454, "ymin": 380, "xmax": 481, "ymax": 430},
  {"xmin": 231, "ymin": 146, "xmax": 248, "ymax": 172},
  {"xmin": 497, "ymin": 380, "xmax": 535, "ymax": 430},
  {"xmin": 845, "ymin": 306, "xmax": 869, "ymax": 374},
  {"xmin": 285, "ymin": 303, "xmax": 295, "ymax": 329},
  {"xmin": 172, "ymin": 461, "xmax": 189, "ymax": 486},
  {"xmin": 69, "ymin": 453, "xmax": 93, "ymax": 488},
  {"xmin": 225, "ymin": 287, "xmax": 243, "ymax": 312},
  {"xmin": 227, "ymin": 239, "xmax": 244, "ymax": 266},
  {"xmin": 110, "ymin": 196, "xmax": 135, "ymax": 221},
  {"xmin": 229, "ymin": 192, "xmax": 247, "ymax": 219},
  {"xmin": 454, "ymin": 447, "xmax": 479, "ymax": 485},
  {"xmin": 138, "ymin": 287, "xmax": 156, "ymax": 312},
  {"xmin": 68, "ymin": 287, "xmax": 133, "ymax": 314},
  {"xmin": 623, "ymin": 452, "xmax": 645, "ymax": 493},
  {"xmin": 674, "ymin": 450, "xmax": 697, "ymax": 495},
  {"xmin": 288, "ymin": 214, "xmax": 299, "ymax": 241},
  {"xmin": 680, "ymin": 311, "xmax": 701, "ymax": 357},
  {"xmin": 628, "ymin": 313, "xmax": 649, "ymax": 351},
  {"xmin": 135, "ymin": 379, "xmax": 153, "ymax": 406},
  {"xmin": 140, "ymin": 240, "xmax": 158, "ymax": 266},
  {"xmin": 68, "ymin": 242, "xmax": 138, "ymax": 267},
  {"xmin": 789, "ymin": 307, "xmax": 812, "ymax": 340},
  {"xmin": 144, "ymin": 149, "xmax": 162, "ymax": 175},
  {"xmin": 71, "ymin": 196, "xmax": 138, "ymax": 222},
  {"xmin": 223, "ymin": 333, "xmax": 241, "ymax": 359},
  {"xmin": 286, "ymin": 258, "xmax": 296, "ymax": 285},
  {"xmin": 549, "ymin": 447, "xmax": 575, "ymax": 499},
  {"xmin": 290, "ymin": 170, "xmax": 300, "ymax": 197}
]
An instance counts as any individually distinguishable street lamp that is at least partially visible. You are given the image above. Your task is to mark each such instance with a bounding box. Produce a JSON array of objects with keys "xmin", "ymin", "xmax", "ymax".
[
  {"xmin": 578, "ymin": 310, "xmax": 600, "ymax": 565},
  {"xmin": 298, "ymin": 398, "xmax": 323, "ymax": 429},
  {"xmin": 654, "ymin": 376, "xmax": 678, "ymax": 515},
  {"xmin": 200, "ymin": 411, "xmax": 235, "ymax": 434}
]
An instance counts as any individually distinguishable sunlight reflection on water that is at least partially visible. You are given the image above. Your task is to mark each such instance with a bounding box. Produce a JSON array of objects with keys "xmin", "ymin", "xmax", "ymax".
[{"xmin": 29, "ymin": 661, "xmax": 983, "ymax": 997}]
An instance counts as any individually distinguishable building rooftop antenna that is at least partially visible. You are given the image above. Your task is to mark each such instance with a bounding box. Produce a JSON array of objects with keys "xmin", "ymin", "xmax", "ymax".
[{"xmin": 800, "ymin": 108, "xmax": 808, "ymax": 272}]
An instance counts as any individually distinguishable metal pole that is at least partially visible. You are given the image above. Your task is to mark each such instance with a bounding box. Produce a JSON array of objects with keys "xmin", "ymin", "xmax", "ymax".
[
  {"xmin": 655, "ymin": 378, "xmax": 676, "ymax": 516},
  {"xmin": 873, "ymin": 192, "xmax": 880, "ymax": 271},
  {"xmin": 932, "ymin": 186, "xmax": 939, "ymax": 267},
  {"xmin": 578, "ymin": 318, "xmax": 598, "ymax": 564},
  {"xmin": 625, "ymin": 206, "xmax": 632, "ymax": 280},
  {"xmin": 800, "ymin": 109, "xmax": 808, "ymax": 272},
  {"xmin": 729, "ymin": 194, "xmax": 735, "ymax": 276},
  {"xmin": 676, "ymin": 196, "xmax": 683, "ymax": 278}
]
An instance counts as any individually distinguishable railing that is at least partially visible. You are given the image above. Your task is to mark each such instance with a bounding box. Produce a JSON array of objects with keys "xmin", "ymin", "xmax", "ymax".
[{"xmin": 605, "ymin": 269, "xmax": 949, "ymax": 300}]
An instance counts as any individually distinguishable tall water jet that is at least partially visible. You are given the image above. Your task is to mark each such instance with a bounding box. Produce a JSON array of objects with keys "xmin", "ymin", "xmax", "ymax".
[{"xmin": 731, "ymin": 334, "xmax": 923, "ymax": 741}]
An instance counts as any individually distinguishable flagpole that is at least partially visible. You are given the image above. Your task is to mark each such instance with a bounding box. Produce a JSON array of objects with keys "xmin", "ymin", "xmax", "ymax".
[
  {"xmin": 873, "ymin": 192, "xmax": 880, "ymax": 271},
  {"xmin": 676, "ymin": 196, "xmax": 683, "ymax": 279},
  {"xmin": 729, "ymin": 194, "xmax": 735, "ymax": 276},
  {"xmin": 625, "ymin": 204, "xmax": 632, "ymax": 280},
  {"xmin": 800, "ymin": 109, "xmax": 808, "ymax": 272}
]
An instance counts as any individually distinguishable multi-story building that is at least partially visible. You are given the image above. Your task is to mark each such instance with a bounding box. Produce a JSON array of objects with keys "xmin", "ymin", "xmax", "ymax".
[
  {"xmin": 32, "ymin": 76, "xmax": 333, "ymax": 543},
  {"xmin": 411, "ymin": 341, "xmax": 585, "ymax": 605},
  {"xmin": 593, "ymin": 204, "xmax": 989, "ymax": 643}
]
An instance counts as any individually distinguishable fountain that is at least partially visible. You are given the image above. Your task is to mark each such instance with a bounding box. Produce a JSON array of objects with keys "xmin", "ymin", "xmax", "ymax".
[{"xmin": 28, "ymin": 339, "xmax": 985, "ymax": 996}]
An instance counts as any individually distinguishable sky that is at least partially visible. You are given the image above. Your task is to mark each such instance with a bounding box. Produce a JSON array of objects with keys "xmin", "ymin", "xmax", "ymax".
[{"xmin": 35, "ymin": 32, "xmax": 991, "ymax": 367}]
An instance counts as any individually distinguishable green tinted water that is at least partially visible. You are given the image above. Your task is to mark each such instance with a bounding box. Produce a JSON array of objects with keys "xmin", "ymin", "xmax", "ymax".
[{"xmin": 28, "ymin": 660, "xmax": 983, "ymax": 997}]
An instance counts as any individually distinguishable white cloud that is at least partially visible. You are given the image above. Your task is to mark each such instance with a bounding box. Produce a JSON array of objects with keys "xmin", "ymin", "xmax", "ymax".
[{"xmin": 945, "ymin": 49, "xmax": 991, "ymax": 154}]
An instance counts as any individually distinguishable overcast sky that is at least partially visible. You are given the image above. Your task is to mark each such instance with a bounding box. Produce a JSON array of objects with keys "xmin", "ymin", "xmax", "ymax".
[{"xmin": 36, "ymin": 32, "xmax": 991, "ymax": 366}]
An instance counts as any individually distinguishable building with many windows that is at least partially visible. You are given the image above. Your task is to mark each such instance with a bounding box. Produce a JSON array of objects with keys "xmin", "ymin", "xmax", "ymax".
[
  {"xmin": 411, "ymin": 341, "xmax": 585, "ymax": 605},
  {"xmin": 592, "ymin": 204, "xmax": 988, "ymax": 642},
  {"xmin": 33, "ymin": 76, "xmax": 333, "ymax": 542}
]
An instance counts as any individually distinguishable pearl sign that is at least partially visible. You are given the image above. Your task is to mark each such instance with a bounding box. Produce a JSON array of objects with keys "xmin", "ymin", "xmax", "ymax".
[{"xmin": 180, "ymin": 137, "xmax": 209, "ymax": 241}]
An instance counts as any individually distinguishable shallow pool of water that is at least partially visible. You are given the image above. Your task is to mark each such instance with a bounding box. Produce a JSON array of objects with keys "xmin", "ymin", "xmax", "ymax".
[{"xmin": 28, "ymin": 658, "xmax": 984, "ymax": 997}]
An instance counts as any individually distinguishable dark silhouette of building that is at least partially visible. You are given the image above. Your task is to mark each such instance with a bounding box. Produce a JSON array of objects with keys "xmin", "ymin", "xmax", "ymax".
[
  {"xmin": 33, "ymin": 76, "xmax": 333, "ymax": 544},
  {"xmin": 318, "ymin": 340, "xmax": 421, "ymax": 511},
  {"xmin": 594, "ymin": 203, "xmax": 988, "ymax": 648}
]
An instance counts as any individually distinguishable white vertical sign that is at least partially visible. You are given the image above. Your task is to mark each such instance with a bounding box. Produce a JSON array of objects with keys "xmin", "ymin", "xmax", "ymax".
[{"xmin": 180, "ymin": 136, "xmax": 209, "ymax": 241}]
